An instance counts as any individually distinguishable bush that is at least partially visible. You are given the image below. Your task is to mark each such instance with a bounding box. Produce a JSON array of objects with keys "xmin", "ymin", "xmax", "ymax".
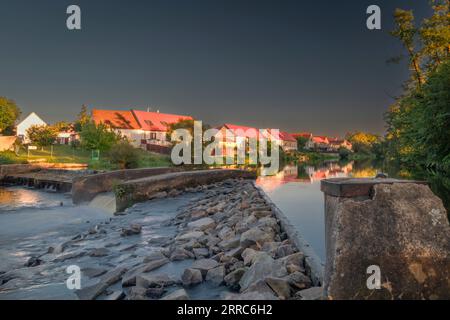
[
  {"xmin": 338, "ymin": 147, "xmax": 352, "ymax": 159},
  {"xmin": 108, "ymin": 142, "xmax": 140, "ymax": 169}
]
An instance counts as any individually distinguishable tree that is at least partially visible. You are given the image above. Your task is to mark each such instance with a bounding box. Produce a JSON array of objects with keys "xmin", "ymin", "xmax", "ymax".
[
  {"xmin": 26, "ymin": 125, "xmax": 58, "ymax": 149},
  {"xmin": 74, "ymin": 105, "xmax": 91, "ymax": 132},
  {"xmin": 0, "ymin": 97, "xmax": 21, "ymax": 134},
  {"xmin": 296, "ymin": 136, "xmax": 309, "ymax": 151},
  {"xmin": 108, "ymin": 141, "xmax": 140, "ymax": 169},
  {"xmin": 346, "ymin": 131, "xmax": 381, "ymax": 154},
  {"xmin": 79, "ymin": 121, "xmax": 121, "ymax": 151},
  {"xmin": 53, "ymin": 121, "xmax": 72, "ymax": 132}
]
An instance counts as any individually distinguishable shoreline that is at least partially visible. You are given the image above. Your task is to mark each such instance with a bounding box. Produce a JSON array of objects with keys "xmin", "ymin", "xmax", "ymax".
[{"xmin": 0, "ymin": 179, "xmax": 322, "ymax": 300}]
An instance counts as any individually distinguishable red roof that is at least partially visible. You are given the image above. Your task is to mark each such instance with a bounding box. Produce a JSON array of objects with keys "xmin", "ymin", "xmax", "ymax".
[
  {"xmin": 291, "ymin": 132, "xmax": 312, "ymax": 139},
  {"xmin": 92, "ymin": 109, "xmax": 140, "ymax": 129},
  {"xmin": 220, "ymin": 123, "xmax": 259, "ymax": 138},
  {"xmin": 264, "ymin": 130, "xmax": 297, "ymax": 142},
  {"xmin": 312, "ymin": 136, "xmax": 329, "ymax": 144},
  {"xmin": 132, "ymin": 110, "xmax": 192, "ymax": 132}
]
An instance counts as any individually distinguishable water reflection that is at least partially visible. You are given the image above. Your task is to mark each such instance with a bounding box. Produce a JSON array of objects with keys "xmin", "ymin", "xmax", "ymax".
[
  {"xmin": 0, "ymin": 187, "xmax": 69, "ymax": 212},
  {"xmin": 256, "ymin": 160, "xmax": 377, "ymax": 262}
]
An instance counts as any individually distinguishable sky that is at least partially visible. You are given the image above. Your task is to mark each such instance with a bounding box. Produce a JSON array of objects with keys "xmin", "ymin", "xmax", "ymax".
[{"xmin": 0, "ymin": 0, "xmax": 431, "ymax": 137}]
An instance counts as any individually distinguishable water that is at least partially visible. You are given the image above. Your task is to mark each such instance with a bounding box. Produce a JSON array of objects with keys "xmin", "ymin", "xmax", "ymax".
[
  {"xmin": 256, "ymin": 160, "xmax": 379, "ymax": 262},
  {"xmin": 0, "ymin": 186, "xmax": 71, "ymax": 212}
]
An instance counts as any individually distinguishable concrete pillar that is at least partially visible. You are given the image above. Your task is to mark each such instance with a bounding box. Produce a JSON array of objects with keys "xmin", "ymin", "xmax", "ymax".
[{"xmin": 321, "ymin": 178, "xmax": 450, "ymax": 300}]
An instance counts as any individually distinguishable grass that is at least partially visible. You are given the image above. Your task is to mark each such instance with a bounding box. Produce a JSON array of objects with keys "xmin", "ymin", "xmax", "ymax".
[{"xmin": 0, "ymin": 145, "xmax": 172, "ymax": 170}]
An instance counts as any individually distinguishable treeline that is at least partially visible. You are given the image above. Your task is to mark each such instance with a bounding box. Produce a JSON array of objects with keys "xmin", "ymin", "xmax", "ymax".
[{"xmin": 385, "ymin": 1, "xmax": 449, "ymax": 172}]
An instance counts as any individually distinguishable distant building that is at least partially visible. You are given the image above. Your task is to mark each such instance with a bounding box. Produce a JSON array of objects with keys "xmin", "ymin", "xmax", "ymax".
[
  {"xmin": 265, "ymin": 130, "xmax": 297, "ymax": 152},
  {"xmin": 328, "ymin": 137, "xmax": 352, "ymax": 151},
  {"xmin": 16, "ymin": 112, "xmax": 47, "ymax": 143},
  {"xmin": 292, "ymin": 132, "xmax": 314, "ymax": 149},
  {"xmin": 91, "ymin": 109, "xmax": 193, "ymax": 147}
]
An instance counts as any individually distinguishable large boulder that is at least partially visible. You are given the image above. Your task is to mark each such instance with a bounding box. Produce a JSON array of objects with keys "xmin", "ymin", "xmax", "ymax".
[
  {"xmin": 187, "ymin": 217, "xmax": 216, "ymax": 231},
  {"xmin": 239, "ymin": 253, "xmax": 287, "ymax": 291},
  {"xmin": 321, "ymin": 179, "xmax": 450, "ymax": 300},
  {"xmin": 240, "ymin": 227, "xmax": 274, "ymax": 248},
  {"xmin": 181, "ymin": 268, "xmax": 203, "ymax": 286},
  {"xmin": 191, "ymin": 259, "xmax": 219, "ymax": 277}
]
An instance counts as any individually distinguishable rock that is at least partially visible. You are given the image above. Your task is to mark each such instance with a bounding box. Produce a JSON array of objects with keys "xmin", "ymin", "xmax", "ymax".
[
  {"xmin": 217, "ymin": 226, "xmax": 235, "ymax": 240},
  {"xmin": 136, "ymin": 273, "xmax": 177, "ymax": 288},
  {"xmin": 143, "ymin": 251, "xmax": 167, "ymax": 263},
  {"xmin": 53, "ymin": 241, "xmax": 70, "ymax": 254},
  {"xmin": 146, "ymin": 287, "xmax": 166, "ymax": 299},
  {"xmin": 239, "ymin": 253, "xmax": 287, "ymax": 291},
  {"xmin": 122, "ymin": 258, "xmax": 170, "ymax": 286},
  {"xmin": 242, "ymin": 279, "xmax": 276, "ymax": 297},
  {"xmin": 105, "ymin": 290, "xmax": 125, "ymax": 300},
  {"xmin": 279, "ymin": 252, "xmax": 304, "ymax": 270},
  {"xmin": 240, "ymin": 227, "xmax": 273, "ymax": 248},
  {"xmin": 286, "ymin": 263, "xmax": 304, "ymax": 274},
  {"xmin": 205, "ymin": 266, "xmax": 225, "ymax": 285},
  {"xmin": 121, "ymin": 223, "xmax": 142, "ymax": 236},
  {"xmin": 265, "ymin": 277, "xmax": 291, "ymax": 299},
  {"xmin": 160, "ymin": 288, "xmax": 189, "ymax": 300},
  {"xmin": 170, "ymin": 248, "xmax": 194, "ymax": 261},
  {"xmin": 149, "ymin": 191, "xmax": 167, "ymax": 199},
  {"xmin": 175, "ymin": 231, "xmax": 205, "ymax": 241},
  {"xmin": 252, "ymin": 210, "xmax": 272, "ymax": 219},
  {"xmin": 191, "ymin": 259, "xmax": 219, "ymax": 276},
  {"xmin": 128, "ymin": 286, "xmax": 148, "ymax": 300},
  {"xmin": 287, "ymin": 272, "xmax": 312, "ymax": 290},
  {"xmin": 241, "ymin": 248, "xmax": 259, "ymax": 266},
  {"xmin": 218, "ymin": 235, "xmax": 241, "ymax": 250},
  {"xmin": 257, "ymin": 217, "xmax": 279, "ymax": 230},
  {"xmin": 294, "ymin": 286, "xmax": 323, "ymax": 300},
  {"xmin": 53, "ymin": 250, "xmax": 85, "ymax": 262},
  {"xmin": 274, "ymin": 244, "xmax": 296, "ymax": 259},
  {"xmin": 89, "ymin": 247, "xmax": 110, "ymax": 257},
  {"xmin": 181, "ymin": 268, "xmax": 203, "ymax": 286},
  {"xmin": 82, "ymin": 267, "xmax": 107, "ymax": 278},
  {"xmin": 187, "ymin": 217, "xmax": 216, "ymax": 231},
  {"xmin": 261, "ymin": 242, "xmax": 280, "ymax": 256},
  {"xmin": 24, "ymin": 256, "xmax": 42, "ymax": 267},
  {"xmin": 191, "ymin": 210, "xmax": 208, "ymax": 220},
  {"xmin": 223, "ymin": 246, "xmax": 245, "ymax": 260},
  {"xmin": 224, "ymin": 268, "xmax": 247, "ymax": 288},
  {"xmin": 76, "ymin": 267, "xmax": 127, "ymax": 300},
  {"xmin": 192, "ymin": 247, "xmax": 209, "ymax": 259},
  {"xmin": 322, "ymin": 181, "xmax": 450, "ymax": 299}
]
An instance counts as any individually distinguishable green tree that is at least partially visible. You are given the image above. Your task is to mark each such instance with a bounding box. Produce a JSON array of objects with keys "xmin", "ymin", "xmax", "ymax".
[
  {"xmin": 74, "ymin": 105, "xmax": 91, "ymax": 132},
  {"xmin": 108, "ymin": 141, "xmax": 140, "ymax": 169},
  {"xmin": 79, "ymin": 121, "xmax": 121, "ymax": 151},
  {"xmin": 26, "ymin": 125, "xmax": 58, "ymax": 149},
  {"xmin": 346, "ymin": 131, "xmax": 381, "ymax": 154},
  {"xmin": 0, "ymin": 97, "xmax": 21, "ymax": 134},
  {"xmin": 296, "ymin": 136, "xmax": 309, "ymax": 151}
]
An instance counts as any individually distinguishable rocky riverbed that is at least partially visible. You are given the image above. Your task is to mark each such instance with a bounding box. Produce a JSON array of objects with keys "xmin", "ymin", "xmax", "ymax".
[{"xmin": 0, "ymin": 178, "xmax": 321, "ymax": 300}]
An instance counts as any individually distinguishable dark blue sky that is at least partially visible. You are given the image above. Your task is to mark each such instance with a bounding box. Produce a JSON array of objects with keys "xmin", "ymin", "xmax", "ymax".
[{"xmin": 0, "ymin": 0, "xmax": 430, "ymax": 136}]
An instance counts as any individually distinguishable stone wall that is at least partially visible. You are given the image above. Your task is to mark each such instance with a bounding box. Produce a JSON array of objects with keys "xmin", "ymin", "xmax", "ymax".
[
  {"xmin": 321, "ymin": 178, "xmax": 450, "ymax": 300},
  {"xmin": 0, "ymin": 163, "xmax": 87, "ymax": 180},
  {"xmin": 115, "ymin": 169, "xmax": 256, "ymax": 212},
  {"xmin": 72, "ymin": 167, "xmax": 184, "ymax": 204}
]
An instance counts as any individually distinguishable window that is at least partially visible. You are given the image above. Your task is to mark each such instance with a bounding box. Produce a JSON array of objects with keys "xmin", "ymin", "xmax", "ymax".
[
  {"xmin": 145, "ymin": 120, "xmax": 154, "ymax": 126},
  {"xmin": 150, "ymin": 132, "xmax": 157, "ymax": 140}
]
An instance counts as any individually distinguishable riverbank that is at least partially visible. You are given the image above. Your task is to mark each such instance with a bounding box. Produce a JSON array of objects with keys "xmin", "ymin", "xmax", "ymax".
[{"xmin": 0, "ymin": 179, "xmax": 320, "ymax": 300}]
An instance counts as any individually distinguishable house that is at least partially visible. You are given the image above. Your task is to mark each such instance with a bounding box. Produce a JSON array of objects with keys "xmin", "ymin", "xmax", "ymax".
[
  {"xmin": 16, "ymin": 112, "xmax": 47, "ymax": 143},
  {"xmin": 132, "ymin": 110, "xmax": 193, "ymax": 146},
  {"xmin": 216, "ymin": 123, "xmax": 260, "ymax": 156},
  {"xmin": 310, "ymin": 136, "xmax": 330, "ymax": 151},
  {"xmin": 292, "ymin": 132, "xmax": 314, "ymax": 149},
  {"xmin": 265, "ymin": 130, "xmax": 297, "ymax": 152},
  {"xmin": 328, "ymin": 137, "xmax": 352, "ymax": 151},
  {"xmin": 56, "ymin": 129, "xmax": 79, "ymax": 145},
  {"xmin": 91, "ymin": 109, "xmax": 193, "ymax": 147},
  {"xmin": 216, "ymin": 124, "xmax": 297, "ymax": 155}
]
